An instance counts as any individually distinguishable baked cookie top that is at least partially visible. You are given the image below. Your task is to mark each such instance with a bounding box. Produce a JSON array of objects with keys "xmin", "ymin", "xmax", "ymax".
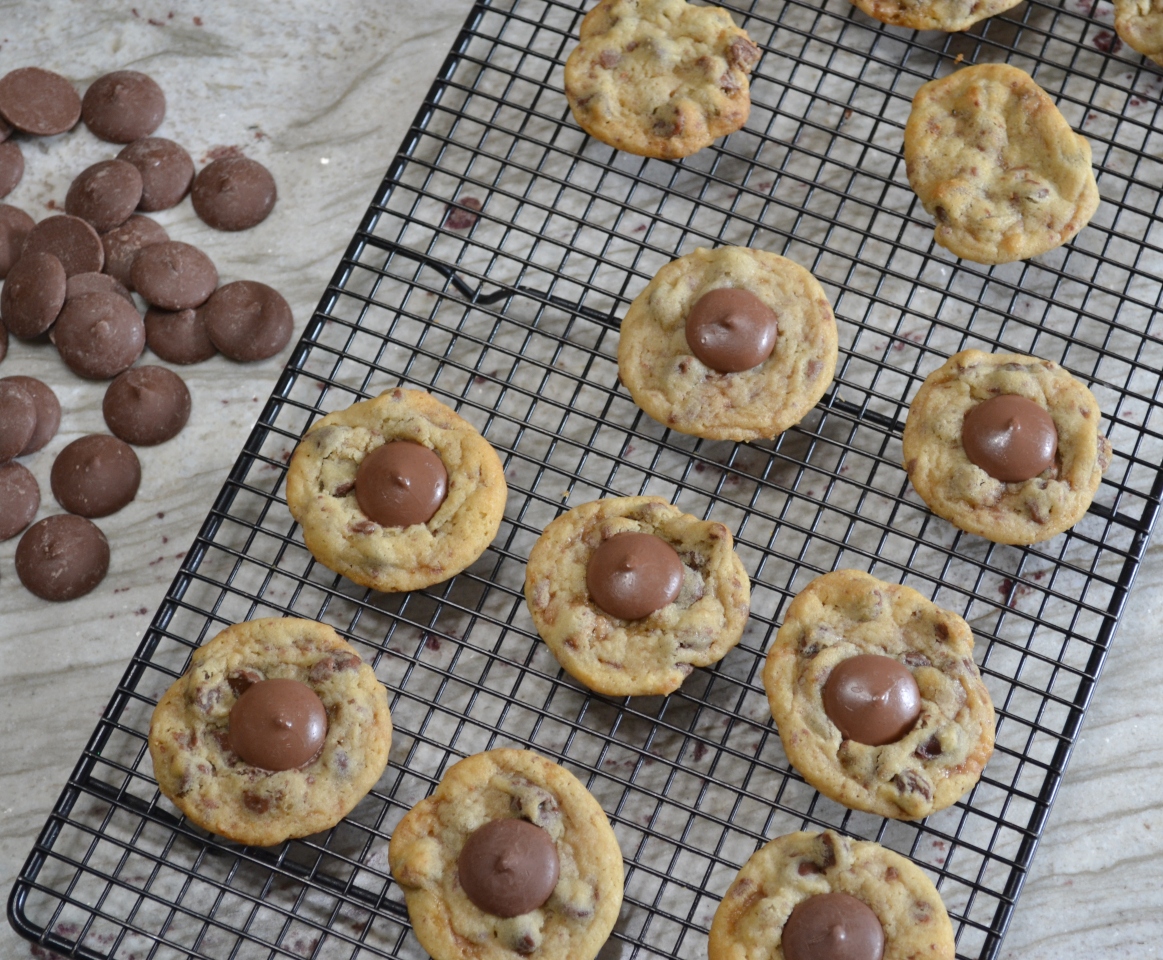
[
  {"xmin": 148, "ymin": 617, "xmax": 392, "ymax": 846},
  {"xmin": 902, "ymin": 350, "xmax": 1112, "ymax": 545},
  {"xmin": 904, "ymin": 64, "xmax": 1099, "ymax": 264},
  {"xmin": 1115, "ymin": 0, "xmax": 1163, "ymax": 65},
  {"xmin": 708, "ymin": 830, "xmax": 955, "ymax": 960},
  {"xmin": 564, "ymin": 0, "xmax": 761, "ymax": 159},
  {"xmin": 617, "ymin": 247, "xmax": 837, "ymax": 442},
  {"xmin": 388, "ymin": 748, "xmax": 623, "ymax": 960},
  {"xmin": 524, "ymin": 496, "xmax": 751, "ymax": 697},
  {"xmin": 285, "ymin": 387, "xmax": 507, "ymax": 593},
  {"xmin": 849, "ymin": 0, "xmax": 1021, "ymax": 32},
  {"xmin": 764, "ymin": 570, "xmax": 994, "ymax": 820}
]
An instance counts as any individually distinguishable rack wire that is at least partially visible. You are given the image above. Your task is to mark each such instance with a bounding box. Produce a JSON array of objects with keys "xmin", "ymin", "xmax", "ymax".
[{"xmin": 10, "ymin": 0, "xmax": 1163, "ymax": 957}]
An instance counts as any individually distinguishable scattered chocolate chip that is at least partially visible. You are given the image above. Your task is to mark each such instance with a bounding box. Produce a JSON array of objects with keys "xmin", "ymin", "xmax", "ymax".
[
  {"xmin": 100, "ymin": 214, "xmax": 168, "ymax": 290},
  {"xmin": 201, "ymin": 280, "xmax": 292, "ymax": 361},
  {"xmin": 0, "ymin": 460, "xmax": 39, "ymax": 541},
  {"xmin": 23, "ymin": 214, "xmax": 105, "ymax": 276},
  {"xmin": 0, "ymin": 141, "xmax": 23, "ymax": 198},
  {"xmin": 0, "ymin": 375, "xmax": 60, "ymax": 454},
  {"xmin": 914, "ymin": 735, "xmax": 942, "ymax": 760},
  {"xmin": 143, "ymin": 304, "xmax": 218, "ymax": 364},
  {"xmin": 0, "ymin": 203, "xmax": 35, "ymax": 278},
  {"xmin": 103, "ymin": 365, "xmax": 190, "ymax": 446},
  {"xmin": 52, "ymin": 290, "xmax": 145, "ymax": 379},
  {"xmin": 0, "ymin": 67, "xmax": 81, "ymax": 136},
  {"xmin": 65, "ymin": 159, "xmax": 144, "ymax": 233},
  {"xmin": 131, "ymin": 240, "xmax": 218, "ymax": 310},
  {"xmin": 191, "ymin": 156, "xmax": 277, "ymax": 231},
  {"xmin": 81, "ymin": 70, "xmax": 165, "ymax": 143},
  {"xmin": 0, "ymin": 251, "xmax": 67, "ymax": 338},
  {"xmin": 16, "ymin": 514, "xmax": 110, "ymax": 601},
  {"xmin": 0, "ymin": 379, "xmax": 36, "ymax": 462},
  {"xmin": 66, "ymin": 271, "xmax": 133, "ymax": 304},
  {"xmin": 117, "ymin": 136, "xmax": 194, "ymax": 211},
  {"xmin": 51, "ymin": 433, "xmax": 141, "ymax": 517}
]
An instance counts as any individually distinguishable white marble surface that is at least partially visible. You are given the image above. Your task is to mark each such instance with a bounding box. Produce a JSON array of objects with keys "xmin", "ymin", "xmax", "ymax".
[{"xmin": 0, "ymin": 2, "xmax": 1159, "ymax": 959}]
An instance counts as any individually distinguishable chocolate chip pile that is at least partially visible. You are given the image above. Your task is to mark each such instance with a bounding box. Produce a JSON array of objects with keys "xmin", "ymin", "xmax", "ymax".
[{"xmin": 0, "ymin": 66, "xmax": 294, "ymax": 602}]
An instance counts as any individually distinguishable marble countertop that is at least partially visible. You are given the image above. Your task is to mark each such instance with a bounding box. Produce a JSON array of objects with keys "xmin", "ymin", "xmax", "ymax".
[{"xmin": 0, "ymin": 2, "xmax": 1158, "ymax": 959}]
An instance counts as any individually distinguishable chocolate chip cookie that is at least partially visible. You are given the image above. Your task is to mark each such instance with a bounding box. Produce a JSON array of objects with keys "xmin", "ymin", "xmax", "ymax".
[
  {"xmin": 564, "ymin": 0, "xmax": 761, "ymax": 159},
  {"xmin": 617, "ymin": 246, "xmax": 837, "ymax": 441},
  {"xmin": 389, "ymin": 748, "xmax": 623, "ymax": 960},
  {"xmin": 904, "ymin": 64, "xmax": 1099, "ymax": 264},
  {"xmin": 1115, "ymin": 0, "xmax": 1163, "ymax": 66},
  {"xmin": 286, "ymin": 388, "xmax": 508, "ymax": 593},
  {"xmin": 849, "ymin": 0, "xmax": 1021, "ymax": 31},
  {"xmin": 764, "ymin": 570, "xmax": 994, "ymax": 820},
  {"xmin": 524, "ymin": 496, "xmax": 750, "ymax": 697},
  {"xmin": 708, "ymin": 830, "xmax": 954, "ymax": 960},
  {"xmin": 149, "ymin": 617, "xmax": 392, "ymax": 846},
  {"xmin": 903, "ymin": 350, "xmax": 1112, "ymax": 545}
]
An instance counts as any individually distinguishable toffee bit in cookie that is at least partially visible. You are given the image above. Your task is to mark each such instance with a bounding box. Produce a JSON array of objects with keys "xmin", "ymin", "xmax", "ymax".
[
  {"xmin": 586, "ymin": 531, "xmax": 683, "ymax": 620},
  {"xmin": 685, "ymin": 287, "xmax": 778, "ymax": 373},
  {"xmin": 228, "ymin": 678, "xmax": 328, "ymax": 771},
  {"xmin": 822, "ymin": 654, "xmax": 921, "ymax": 747},
  {"xmin": 355, "ymin": 441, "xmax": 448, "ymax": 527},
  {"xmin": 457, "ymin": 818, "xmax": 561, "ymax": 918},
  {"xmin": 961, "ymin": 394, "xmax": 1057, "ymax": 483},
  {"xmin": 781, "ymin": 892, "xmax": 885, "ymax": 960}
]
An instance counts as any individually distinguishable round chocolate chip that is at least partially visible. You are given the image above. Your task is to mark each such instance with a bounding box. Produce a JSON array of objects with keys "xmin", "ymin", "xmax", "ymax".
[
  {"xmin": 0, "ymin": 379, "xmax": 36, "ymax": 462},
  {"xmin": 782, "ymin": 892, "xmax": 885, "ymax": 960},
  {"xmin": 66, "ymin": 271, "xmax": 133, "ymax": 304},
  {"xmin": 52, "ymin": 291, "xmax": 145, "ymax": 380},
  {"xmin": 0, "ymin": 67, "xmax": 81, "ymax": 136},
  {"xmin": 117, "ymin": 137, "xmax": 194, "ymax": 212},
  {"xmin": 457, "ymin": 819, "xmax": 561, "ymax": 918},
  {"xmin": 23, "ymin": 214, "xmax": 104, "ymax": 276},
  {"xmin": 686, "ymin": 287, "xmax": 778, "ymax": 373},
  {"xmin": 51, "ymin": 433, "xmax": 141, "ymax": 518},
  {"xmin": 586, "ymin": 531, "xmax": 684, "ymax": 620},
  {"xmin": 0, "ymin": 251, "xmax": 67, "ymax": 339},
  {"xmin": 0, "ymin": 140, "xmax": 23, "ymax": 198},
  {"xmin": 961, "ymin": 394, "xmax": 1058, "ymax": 483},
  {"xmin": 144, "ymin": 305, "xmax": 218, "ymax": 365},
  {"xmin": 355, "ymin": 441, "xmax": 448, "ymax": 527},
  {"xmin": 131, "ymin": 240, "xmax": 217, "ymax": 311},
  {"xmin": 0, "ymin": 203, "xmax": 36, "ymax": 278},
  {"xmin": 81, "ymin": 70, "xmax": 165, "ymax": 144},
  {"xmin": 201, "ymin": 280, "xmax": 292, "ymax": 361},
  {"xmin": 0, "ymin": 460, "xmax": 39, "ymax": 541},
  {"xmin": 65, "ymin": 159, "xmax": 144, "ymax": 233},
  {"xmin": 0, "ymin": 375, "xmax": 60, "ymax": 455},
  {"xmin": 228, "ymin": 678, "xmax": 329, "ymax": 771},
  {"xmin": 191, "ymin": 156, "xmax": 277, "ymax": 231},
  {"xmin": 16, "ymin": 514, "xmax": 110, "ymax": 601},
  {"xmin": 103, "ymin": 365, "xmax": 190, "ymax": 446},
  {"xmin": 823, "ymin": 654, "xmax": 921, "ymax": 747},
  {"xmin": 100, "ymin": 214, "xmax": 168, "ymax": 290}
]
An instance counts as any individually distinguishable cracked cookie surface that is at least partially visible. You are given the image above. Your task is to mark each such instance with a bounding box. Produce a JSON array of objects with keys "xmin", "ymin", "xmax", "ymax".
[
  {"xmin": 849, "ymin": 0, "xmax": 1021, "ymax": 31},
  {"xmin": 525, "ymin": 496, "xmax": 750, "ymax": 697},
  {"xmin": 149, "ymin": 617, "xmax": 392, "ymax": 846},
  {"xmin": 564, "ymin": 0, "xmax": 761, "ymax": 159},
  {"xmin": 903, "ymin": 350, "xmax": 1112, "ymax": 545},
  {"xmin": 708, "ymin": 830, "xmax": 955, "ymax": 960},
  {"xmin": 904, "ymin": 64, "xmax": 1099, "ymax": 264},
  {"xmin": 285, "ymin": 388, "xmax": 507, "ymax": 592},
  {"xmin": 617, "ymin": 247, "xmax": 837, "ymax": 441},
  {"xmin": 764, "ymin": 570, "xmax": 994, "ymax": 820},
  {"xmin": 1115, "ymin": 0, "xmax": 1163, "ymax": 65},
  {"xmin": 389, "ymin": 749, "xmax": 623, "ymax": 960}
]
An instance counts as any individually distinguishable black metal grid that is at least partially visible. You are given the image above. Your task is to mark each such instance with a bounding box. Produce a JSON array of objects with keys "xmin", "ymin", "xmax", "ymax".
[{"xmin": 10, "ymin": 0, "xmax": 1163, "ymax": 958}]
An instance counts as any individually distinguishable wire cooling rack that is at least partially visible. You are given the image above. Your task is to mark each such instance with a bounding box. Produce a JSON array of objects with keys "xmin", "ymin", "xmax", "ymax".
[{"xmin": 10, "ymin": 0, "xmax": 1163, "ymax": 957}]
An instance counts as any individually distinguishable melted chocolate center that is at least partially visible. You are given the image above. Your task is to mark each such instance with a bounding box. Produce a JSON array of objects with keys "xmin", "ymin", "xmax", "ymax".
[
  {"xmin": 685, "ymin": 287, "xmax": 778, "ymax": 373},
  {"xmin": 458, "ymin": 819, "xmax": 560, "ymax": 918},
  {"xmin": 961, "ymin": 394, "xmax": 1057, "ymax": 483},
  {"xmin": 228, "ymin": 678, "xmax": 328, "ymax": 771},
  {"xmin": 782, "ymin": 892, "xmax": 885, "ymax": 960},
  {"xmin": 355, "ymin": 441, "xmax": 448, "ymax": 527},
  {"xmin": 586, "ymin": 531, "xmax": 683, "ymax": 620},
  {"xmin": 822, "ymin": 654, "xmax": 921, "ymax": 747}
]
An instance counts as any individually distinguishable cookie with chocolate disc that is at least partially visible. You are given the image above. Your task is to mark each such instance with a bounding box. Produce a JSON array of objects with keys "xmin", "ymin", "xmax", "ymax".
[
  {"xmin": 285, "ymin": 387, "xmax": 507, "ymax": 593},
  {"xmin": 904, "ymin": 64, "xmax": 1099, "ymax": 264},
  {"xmin": 903, "ymin": 350, "xmax": 1111, "ymax": 545},
  {"xmin": 709, "ymin": 830, "xmax": 954, "ymax": 960},
  {"xmin": 618, "ymin": 246, "xmax": 837, "ymax": 441},
  {"xmin": 848, "ymin": 0, "xmax": 1020, "ymax": 31},
  {"xmin": 564, "ymin": 0, "xmax": 761, "ymax": 159},
  {"xmin": 525, "ymin": 496, "xmax": 750, "ymax": 697},
  {"xmin": 764, "ymin": 570, "xmax": 994, "ymax": 820},
  {"xmin": 148, "ymin": 617, "xmax": 392, "ymax": 846},
  {"xmin": 389, "ymin": 749, "xmax": 623, "ymax": 960}
]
